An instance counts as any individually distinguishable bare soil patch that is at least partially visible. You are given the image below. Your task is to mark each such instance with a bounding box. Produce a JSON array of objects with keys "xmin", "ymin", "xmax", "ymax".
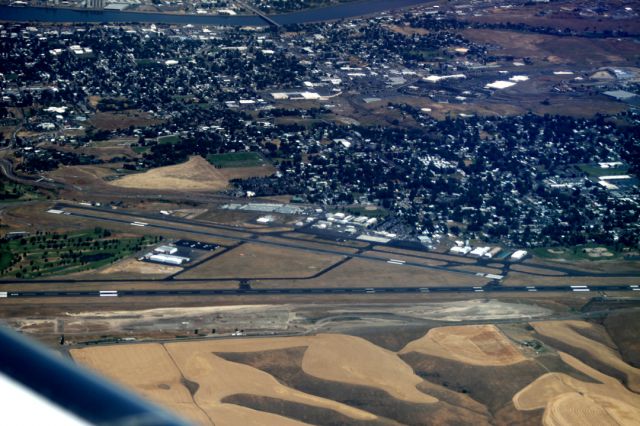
[
  {"xmin": 400, "ymin": 325, "xmax": 527, "ymax": 366},
  {"xmin": 97, "ymin": 258, "xmax": 182, "ymax": 277},
  {"xmin": 110, "ymin": 156, "xmax": 253, "ymax": 191}
]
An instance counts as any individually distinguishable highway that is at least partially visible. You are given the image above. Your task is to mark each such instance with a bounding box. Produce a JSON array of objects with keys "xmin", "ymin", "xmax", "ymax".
[{"xmin": 2, "ymin": 284, "xmax": 639, "ymax": 298}]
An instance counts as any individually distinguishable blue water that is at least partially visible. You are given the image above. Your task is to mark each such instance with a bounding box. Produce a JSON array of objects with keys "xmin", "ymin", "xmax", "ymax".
[{"xmin": 0, "ymin": 0, "xmax": 430, "ymax": 25}]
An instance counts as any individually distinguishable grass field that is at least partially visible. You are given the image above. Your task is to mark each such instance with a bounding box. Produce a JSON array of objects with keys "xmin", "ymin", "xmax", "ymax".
[
  {"xmin": 531, "ymin": 245, "xmax": 625, "ymax": 262},
  {"xmin": 577, "ymin": 164, "xmax": 629, "ymax": 177},
  {"xmin": 0, "ymin": 180, "xmax": 46, "ymax": 202},
  {"xmin": 178, "ymin": 243, "xmax": 343, "ymax": 279},
  {"xmin": 343, "ymin": 205, "xmax": 389, "ymax": 218},
  {"xmin": 207, "ymin": 152, "xmax": 266, "ymax": 168},
  {"xmin": 157, "ymin": 134, "xmax": 180, "ymax": 145},
  {"xmin": 131, "ymin": 145, "xmax": 150, "ymax": 154},
  {"xmin": 0, "ymin": 228, "xmax": 159, "ymax": 278}
]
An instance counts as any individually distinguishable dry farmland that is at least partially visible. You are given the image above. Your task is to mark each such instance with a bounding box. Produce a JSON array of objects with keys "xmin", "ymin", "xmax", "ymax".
[{"xmin": 70, "ymin": 317, "xmax": 640, "ymax": 426}]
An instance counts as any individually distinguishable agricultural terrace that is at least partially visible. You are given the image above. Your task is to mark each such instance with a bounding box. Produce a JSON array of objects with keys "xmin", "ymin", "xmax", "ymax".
[{"xmin": 0, "ymin": 228, "xmax": 160, "ymax": 278}]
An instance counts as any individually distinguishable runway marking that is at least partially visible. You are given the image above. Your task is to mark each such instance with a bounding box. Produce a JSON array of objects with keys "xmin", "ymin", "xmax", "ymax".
[
  {"xmin": 0, "ymin": 292, "xmax": 7, "ymax": 298},
  {"xmin": 99, "ymin": 290, "xmax": 118, "ymax": 297}
]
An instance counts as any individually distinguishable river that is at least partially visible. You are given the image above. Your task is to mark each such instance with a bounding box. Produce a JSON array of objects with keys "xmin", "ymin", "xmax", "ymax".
[{"xmin": 0, "ymin": 0, "xmax": 431, "ymax": 25}]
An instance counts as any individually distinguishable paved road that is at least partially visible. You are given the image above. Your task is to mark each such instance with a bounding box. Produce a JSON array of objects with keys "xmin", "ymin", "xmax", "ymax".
[
  {"xmin": 2, "ymin": 284, "xmax": 638, "ymax": 298},
  {"xmin": 235, "ymin": 0, "xmax": 281, "ymax": 27},
  {"xmin": 0, "ymin": 158, "xmax": 61, "ymax": 190}
]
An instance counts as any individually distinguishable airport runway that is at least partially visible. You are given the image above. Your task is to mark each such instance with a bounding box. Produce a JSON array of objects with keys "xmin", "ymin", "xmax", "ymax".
[
  {"xmin": 1, "ymin": 284, "xmax": 639, "ymax": 298},
  {"xmin": 50, "ymin": 204, "xmax": 640, "ymax": 281},
  {"xmin": 4, "ymin": 204, "xmax": 637, "ymax": 302},
  {"xmin": 53, "ymin": 205, "xmax": 488, "ymax": 278}
]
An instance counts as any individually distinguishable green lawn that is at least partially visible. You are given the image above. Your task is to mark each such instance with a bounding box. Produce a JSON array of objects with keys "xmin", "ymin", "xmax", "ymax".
[
  {"xmin": 344, "ymin": 206, "xmax": 390, "ymax": 218},
  {"xmin": 577, "ymin": 164, "xmax": 629, "ymax": 177},
  {"xmin": 0, "ymin": 180, "xmax": 46, "ymax": 202},
  {"xmin": 132, "ymin": 145, "xmax": 150, "ymax": 154},
  {"xmin": 0, "ymin": 228, "xmax": 159, "ymax": 279},
  {"xmin": 207, "ymin": 152, "xmax": 266, "ymax": 168},
  {"xmin": 157, "ymin": 134, "xmax": 180, "ymax": 145}
]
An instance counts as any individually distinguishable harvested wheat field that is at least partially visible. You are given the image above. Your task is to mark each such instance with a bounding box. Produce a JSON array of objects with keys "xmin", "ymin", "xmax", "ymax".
[
  {"xmin": 399, "ymin": 325, "xmax": 526, "ymax": 366},
  {"xmin": 531, "ymin": 320, "xmax": 640, "ymax": 392},
  {"xmin": 110, "ymin": 156, "xmax": 273, "ymax": 191},
  {"xmin": 513, "ymin": 352, "xmax": 640, "ymax": 426},
  {"xmin": 70, "ymin": 321, "xmax": 640, "ymax": 426},
  {"xmin": 72, "ymin": 333, "xmax": 434, "ymax": 426},
  {"xmin": 70, "ymin": 343, "xmax": 212, "ymax": 424},
  {"xmin": 301, "ymin": 334, "xmax": 436, "ymax": 404}
]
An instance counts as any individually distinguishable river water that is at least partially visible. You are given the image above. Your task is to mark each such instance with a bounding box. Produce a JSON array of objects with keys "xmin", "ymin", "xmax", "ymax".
[{"xmin": 0, "ymin": 0, "xmax": 430, "ymax": 25}]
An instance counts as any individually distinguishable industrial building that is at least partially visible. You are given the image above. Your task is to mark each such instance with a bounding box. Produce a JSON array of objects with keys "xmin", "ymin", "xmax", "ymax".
[
  {"xmin": 510, "ymin": 250, "xmax": 528, "ymax": 261},
  {"xmin": 147, "ymin": 253, "xmax": 190, "ymax": 266},
  {"xmin": 154, "ymin": 245, "xmax": 179, "ymax": 255}
]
